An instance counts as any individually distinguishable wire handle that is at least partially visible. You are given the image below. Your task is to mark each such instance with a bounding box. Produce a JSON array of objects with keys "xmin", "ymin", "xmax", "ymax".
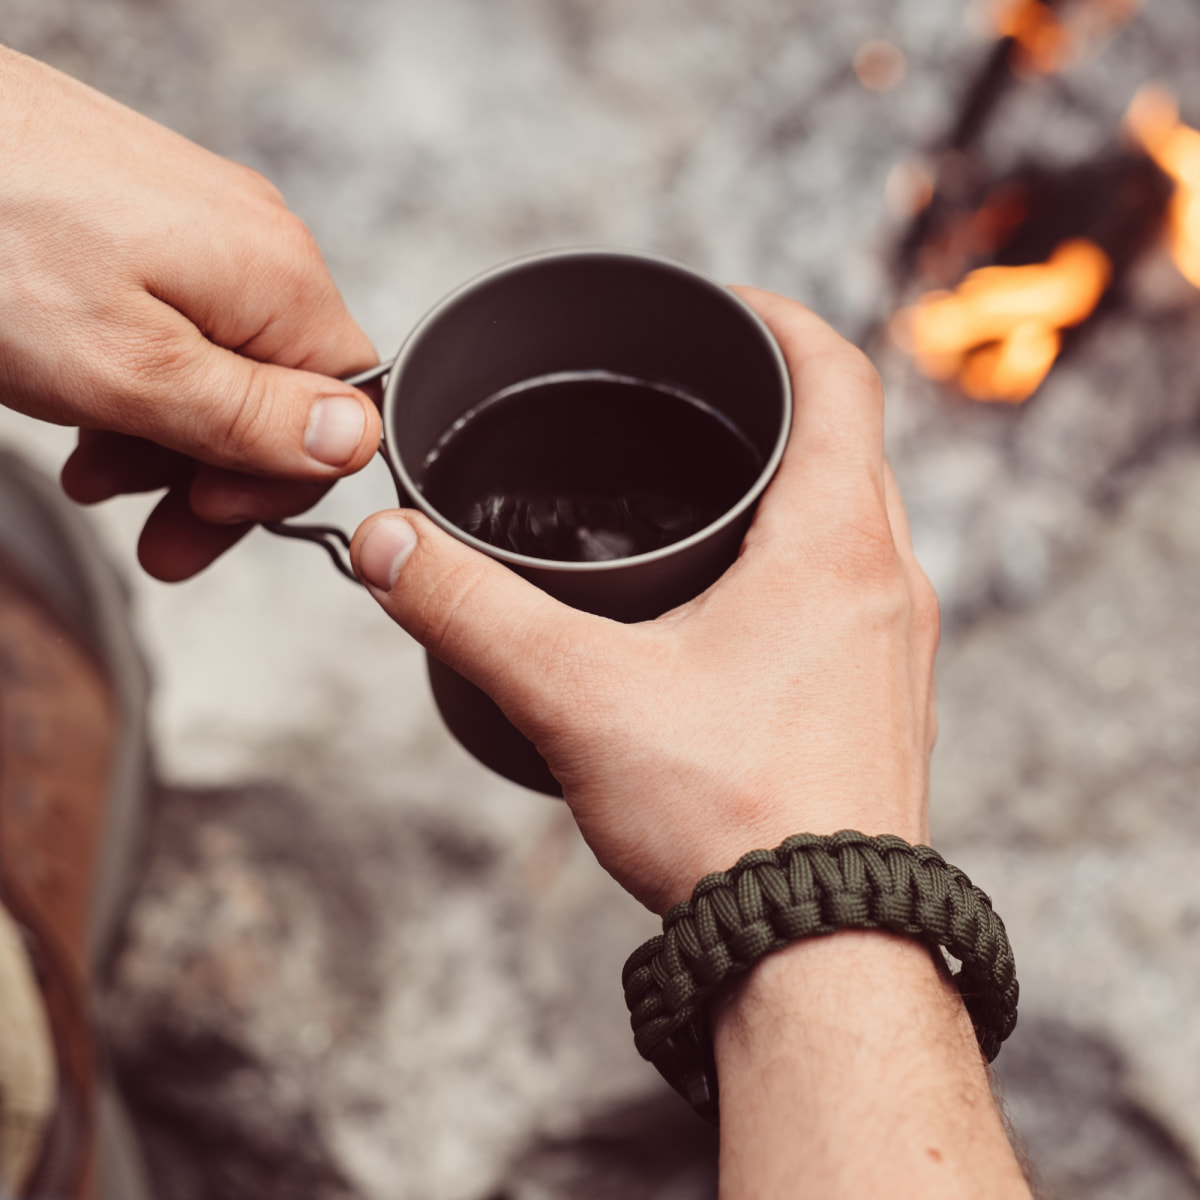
[
  {"xmin": 341, "ymin": 360, "xmax": 394, "ymax": 390},
  {"xmin": 262, "ymin": 356, "xmax": 400, "ymax": 584},
  {"xmin": 263, "ymin": 518, "xmax": 357, "ymax": 581}
]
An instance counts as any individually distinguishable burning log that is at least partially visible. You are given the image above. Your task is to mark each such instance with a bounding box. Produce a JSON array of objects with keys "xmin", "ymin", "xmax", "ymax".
[
  {"xmin": 894, "ymin": 240, "xmax": 1110, "ymax": 402},
  {"xmin": 892, "ymin": 151, "xmax": 1171, "ymax": 403},
  {"xmin": 993, "ymin": 0, "xmax": 1143, "ymax": 75},
  {"xmin": 884, "ymin": 0, "xmax": 1184, "ymax": 404},
  {"xmin": 994, "ymin": 0, "xmax": 1074, "ymax": 75},
  {"xmin": 896, "ymin": 0, "xmax": 1146, "ymax": 287}
]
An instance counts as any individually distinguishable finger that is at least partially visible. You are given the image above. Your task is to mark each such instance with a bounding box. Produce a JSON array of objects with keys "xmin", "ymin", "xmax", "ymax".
[
  {"xmin": 732, "ymin": 286, "xmax": 885, "ymax": 467},
  {"xmin": 189, "ymin": 466, "xmax": 331, "ymax": 525},
  {"xmin": 137, "ymin": 482, "xmax": 252, "ymax": 582},
  {"xmin": 732, "ymin": 287, "xmax": 886, "ymax": 511},
  {"xmin": 88, "ymin": 291, "xmax": 383, "ymax": 481},
  {"xmin": 61, "ymin": 430, "xmax": 191, "ymax": 502},
  {"xmin": 730, "ymin": 287, "xmax": 891, "ymax": 561},
  {"xmin": 351, "ymin": 510, "xmax": 598, "ymax": 720}
]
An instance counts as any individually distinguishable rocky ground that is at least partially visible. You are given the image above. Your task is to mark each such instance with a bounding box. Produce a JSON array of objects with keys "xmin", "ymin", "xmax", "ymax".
[{"xmin": 4, "ymin": 0, "xmax": 1200, "ymax": 1196}]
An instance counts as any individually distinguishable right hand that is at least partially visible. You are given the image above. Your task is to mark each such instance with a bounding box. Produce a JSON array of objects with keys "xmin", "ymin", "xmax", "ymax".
[
  {"xmin": 0, "ymin": 46, "xmax": 381, "ymax": 581},
  {"xmin": 351, "ymin": 289, "xmax": 940, "ymax": 914}
]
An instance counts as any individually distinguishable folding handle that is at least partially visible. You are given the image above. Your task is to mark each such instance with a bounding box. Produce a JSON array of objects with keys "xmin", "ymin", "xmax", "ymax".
[
  {"xmin": 262, "ymin": 356, "xmax": 400, "ymax": 584},
  {"xmin": 262, "ymin": 516, "xmax": 358, "ymax": 581}
]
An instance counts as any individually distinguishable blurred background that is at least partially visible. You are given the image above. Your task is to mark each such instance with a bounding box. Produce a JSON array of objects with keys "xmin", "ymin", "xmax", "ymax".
[{"xmin": 4, "ymin": 0, "xmax": 1200, "ymax": 1196}]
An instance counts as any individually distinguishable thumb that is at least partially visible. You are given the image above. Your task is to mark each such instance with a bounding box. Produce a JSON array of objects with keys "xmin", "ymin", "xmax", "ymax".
[
  {"xmin": 351, "ymin": 510, "xmax": 596, "ymax": 720},
  {"xmin": 100, "ymin": 298, "xmax": 382, "ymax": 479}
]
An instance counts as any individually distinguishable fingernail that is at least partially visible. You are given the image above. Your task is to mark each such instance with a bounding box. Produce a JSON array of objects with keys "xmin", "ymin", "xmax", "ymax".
[
  {"xmin": 359, "ymin": 515, "xmax": 417, "ymax": 591},
  {"xmin": 305, "ymin": 395, "xmax": 366, "ymax": 467}
]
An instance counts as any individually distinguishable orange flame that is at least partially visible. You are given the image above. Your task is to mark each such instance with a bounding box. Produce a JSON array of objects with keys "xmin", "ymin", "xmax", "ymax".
[
  {"xmin": 990, "ymin": 0, "xmax": 1142, "ymax": 74},
  {"xmin": 896, "ymin": 239, "xmax": 1112, "ymax": 402},
  {"xmin": 1126, "ymin": 87, "xmax": 1200, "ymax": 289}
]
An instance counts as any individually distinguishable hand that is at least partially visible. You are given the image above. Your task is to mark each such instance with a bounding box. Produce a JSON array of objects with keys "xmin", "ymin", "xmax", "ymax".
[
  {"xmin": 350, "ymin": 288, "xmax": 939, "ymax": 914},
  {"xmin": 0, "ymin": 47, "xmax": 381, "ymax": 581},
  {"xmin": 349, "ymin": 293, "xmax": 1029, "ymax": 1196}
]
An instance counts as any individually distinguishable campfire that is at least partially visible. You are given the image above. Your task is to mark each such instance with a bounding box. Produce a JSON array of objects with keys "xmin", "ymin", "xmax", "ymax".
[
  {"xmin": 894, "ymin": 240, "xmax": 1110, "ymax": 402},
  {"xmin": 890, "ymin": 0, "xmax": 1196, "ymax": 404}
]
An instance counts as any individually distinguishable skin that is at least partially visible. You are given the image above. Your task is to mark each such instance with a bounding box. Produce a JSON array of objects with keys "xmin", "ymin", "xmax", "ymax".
[
  {"xmin": 713, "ymin": 931, "xmax": 1029, "ymax": 1199},
  {"xmin": 352, "ymin": 292, "xmax": 1033, "ymax": 1197},
  {"xmin": 354, "ymin": 291, "xmax": 935, "ymax": 912},
  {"xmin": 0, "ymin": 45, "xmax": 381, "ymax": 581},
  {"xmin": 3, "ymin": 48, "xmax": 1031, "ymax": 1196}
]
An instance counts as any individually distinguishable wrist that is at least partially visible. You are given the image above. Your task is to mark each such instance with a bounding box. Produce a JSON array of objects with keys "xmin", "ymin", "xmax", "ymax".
[
  {"xmin": 712, "ymin": 932, "xmax": 1030, "ymax": 1199},
  {"xmin": 621, "ymin": 831, "xmax": 1018, "ymax": 1124},
  {"xmin": 712, "ymin": 929, "xmax": 967, "ymax": 1056},
  {"xmin": 659, "ymin": 805, "xmax": 929, "ymax": 913}
]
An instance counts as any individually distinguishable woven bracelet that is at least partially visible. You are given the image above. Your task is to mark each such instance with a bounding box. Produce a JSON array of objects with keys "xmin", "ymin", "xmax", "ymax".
[{"xmin": 621, "ymin": 830, "xmax": 1018, "ymax": 1124}]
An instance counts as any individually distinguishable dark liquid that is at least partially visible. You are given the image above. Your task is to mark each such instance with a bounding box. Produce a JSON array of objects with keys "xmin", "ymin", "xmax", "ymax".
[{"xmin": 419, "ymin": 373, "xmax": 762, "ymax": 562}]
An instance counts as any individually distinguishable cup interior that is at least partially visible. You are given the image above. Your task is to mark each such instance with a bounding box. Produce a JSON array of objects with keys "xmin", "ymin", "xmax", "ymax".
[{"xmin": 383, "ymin": 250, "xmax": 790, "ymax": 565}]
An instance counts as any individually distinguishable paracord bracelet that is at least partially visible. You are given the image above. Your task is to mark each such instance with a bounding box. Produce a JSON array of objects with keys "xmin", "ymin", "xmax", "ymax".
[{"xmin": 621, "ymin": 830, "xmax": 1018, "ymax": 1124}]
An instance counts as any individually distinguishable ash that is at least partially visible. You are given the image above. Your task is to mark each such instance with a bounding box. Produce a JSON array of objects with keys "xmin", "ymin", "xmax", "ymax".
[{"xmin": 4, "ymin": 1, "xmax": 1200, "ymax": 1197}]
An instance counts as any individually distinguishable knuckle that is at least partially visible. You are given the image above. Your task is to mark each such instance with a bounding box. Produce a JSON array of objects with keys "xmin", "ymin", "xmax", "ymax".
[
  {"xmin": 814, "ymin": 338, "xmax": 884, "ymax": 399},
  {"xmin": 822, "ymin": 506, "xmax": 903, "ymax": 588},
  {"xmin": 121, "ymin": 324, "xmax": 194, "ymax": 388},
  {"xmin": 913, "ymin": 566, "xmax": 940, "ymax": 625},
  {"xmin": 417, "ymin": 556, "xmax": 493, "ymax": 661},
  {"xmin": 235, "ymin": 162, "xmax": 288, "ymax": 208},
  {"xmin": 912, "ymin": 569, "xmax": 942, "ymax": 646},
  {"xmin": 802, "ymin": 514, "xmax": 913, "ymax": 627},
  {"xmin": 816, "ymin": 342, "xmax": 885, "ymax": 409},
  {"xmin": 268, "ymin": 215, "xmax": 336, "ymax": 317},
  {"xmin": 846, "ymin": 349, "xmax": 884, "ymax": 398},
  {"xmin": 280, "ymin": 211, "xmax": 321, "ymax": 259},
  {"xmin": 215, "ymin": 366, "xmax": 280, "ymax": 461},
  {"xmin": 797, "ymin": 348, "xmax": 884, "ymax": 458},
  {"xmin": 857, "ymin": 564, "xmax": 942, "ymax": 653},
  {"xmin": 102, "ymin": 323, "xmax": 200, "ymax": 430},
  {"xmin": 103, "ymin": 323, "xmax": 278, "ymax": 469},
  {"xmin": 274, "ymin": 213, "xmax": 324, "ymax": 277}
]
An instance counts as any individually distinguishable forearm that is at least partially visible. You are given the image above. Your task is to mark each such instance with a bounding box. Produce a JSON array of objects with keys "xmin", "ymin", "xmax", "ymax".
[{"xmin": 713, "ymin": 931, "xmax": 1031, "ymax": 1200}]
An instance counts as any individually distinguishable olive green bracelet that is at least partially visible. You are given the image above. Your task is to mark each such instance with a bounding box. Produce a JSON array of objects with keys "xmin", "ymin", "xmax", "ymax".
[{"xmin": 621, "ymin": 830, "xmax": 1018, "ymax": 1124}]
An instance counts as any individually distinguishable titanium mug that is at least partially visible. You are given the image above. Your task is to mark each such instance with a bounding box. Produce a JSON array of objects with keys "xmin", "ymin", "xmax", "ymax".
[{"xmin": 269, "ymin": 248, "xmax": 793, "ymax": 796}]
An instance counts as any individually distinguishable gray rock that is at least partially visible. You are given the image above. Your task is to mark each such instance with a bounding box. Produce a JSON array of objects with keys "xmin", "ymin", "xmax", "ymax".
[{"xmin": 997, "ymin": 1018, "xmax": 1200, "ymax": 1200}]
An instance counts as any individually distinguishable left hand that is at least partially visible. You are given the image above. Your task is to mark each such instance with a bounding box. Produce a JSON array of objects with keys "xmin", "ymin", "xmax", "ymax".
[{"xmin": 0, "ymin": 47, "xmax": 381, "ymax": 581}]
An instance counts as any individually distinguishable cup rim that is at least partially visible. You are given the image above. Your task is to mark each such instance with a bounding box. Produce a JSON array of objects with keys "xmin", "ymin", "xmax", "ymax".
[{"xmin": 380, "ymin": 246, "xmax": 793, "ymax": 573}]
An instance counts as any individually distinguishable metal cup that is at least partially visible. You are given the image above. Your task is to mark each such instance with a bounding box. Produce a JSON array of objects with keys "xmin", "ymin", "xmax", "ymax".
[{"xmin": 272, "ymin": 249, "xmax": 792, "ymax": 795}]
